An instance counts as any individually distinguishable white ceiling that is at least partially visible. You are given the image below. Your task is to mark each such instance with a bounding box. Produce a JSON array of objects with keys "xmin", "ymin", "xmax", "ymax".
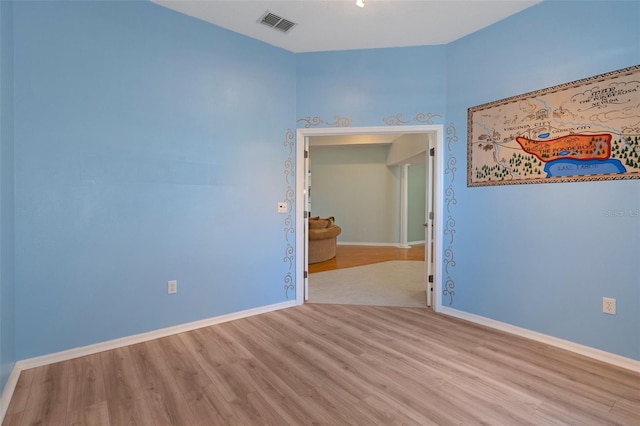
[{"xmin": 152, "ymin": 0, "xmax": 542, "ymax": 53}]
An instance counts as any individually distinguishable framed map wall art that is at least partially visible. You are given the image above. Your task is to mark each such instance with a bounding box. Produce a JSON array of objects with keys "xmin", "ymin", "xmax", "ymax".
[{"xmin": 467, "ymin": 65, "xmax": 640, "ymax": 187}]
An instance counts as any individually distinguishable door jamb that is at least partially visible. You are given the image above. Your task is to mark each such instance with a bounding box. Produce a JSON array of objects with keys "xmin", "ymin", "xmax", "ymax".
[{"xmin": 295, "ymin": 125, "xmax": 444, "ymax": 312}]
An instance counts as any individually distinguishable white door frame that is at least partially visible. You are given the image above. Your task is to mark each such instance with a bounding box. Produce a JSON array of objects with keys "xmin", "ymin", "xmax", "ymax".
[{"xmin": 295, "ymin": 125, "xmax": 445, "ymax": 313}]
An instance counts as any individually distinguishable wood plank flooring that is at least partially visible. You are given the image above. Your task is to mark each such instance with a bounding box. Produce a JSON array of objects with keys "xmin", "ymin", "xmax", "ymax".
[
  {"xmin": 309, "ymin": 244, "xmax": 425, "ymax": 274},
  {"xmin": 4, "ymin": 303, "xmax": 639, "ymax": 425}
]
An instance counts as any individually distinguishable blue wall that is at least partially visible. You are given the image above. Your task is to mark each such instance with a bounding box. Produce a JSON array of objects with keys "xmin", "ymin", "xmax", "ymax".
[
  {"xmin": 445, "ymin": 1, "xmax": 640, "ymax": 359},
  {"xmin": 13, "ymin": 1, "xmax": 296, "ymax": 359},
  {"xmin": 0, "ymin": 0, "xmax": 16, "ymax": 393},
  {"xmin": 297, "ymin": 45, "xmax": 447, "ymax": 126}
]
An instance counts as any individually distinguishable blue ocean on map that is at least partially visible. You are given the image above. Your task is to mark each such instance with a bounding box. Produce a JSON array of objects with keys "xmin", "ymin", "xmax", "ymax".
[{"xmin": 545, "ymin": 159, "xmax": 626, "ymax": 177}]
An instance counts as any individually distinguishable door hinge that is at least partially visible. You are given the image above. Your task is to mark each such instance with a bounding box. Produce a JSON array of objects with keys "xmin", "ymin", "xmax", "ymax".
[
  {"xmin": 429, "ymin": 147, "xmax": 435, "ymax": 156},
  {"xmin": 304, "ymin": 150, "xmax": 309, "ymax": 159},
  {"xmin": 304, "ymin": 211, "xmax": 309, "ymax": 218},
  {"xmin": 428, "ymin": 275, "xmax": 434, "ymax": 283},
  {"xmin": 428, "ymin": 211, "xmax": 434, "ymax": 220},
  {"xmin": 304, "ymin": 271, "xmax": 308, "ymax": 279}
]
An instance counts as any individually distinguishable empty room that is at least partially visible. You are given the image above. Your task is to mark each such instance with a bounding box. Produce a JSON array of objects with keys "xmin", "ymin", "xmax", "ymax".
[{"xmin": 0, "ymin": 0, "xmax": 638, "ymax": 424}]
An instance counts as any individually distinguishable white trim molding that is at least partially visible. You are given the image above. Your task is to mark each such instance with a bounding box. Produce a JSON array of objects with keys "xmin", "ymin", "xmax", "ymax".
[
  {"xmin": 337, "ymin": 240, "xmax": 424, "ymax": 248},
  {"xmin": 17, "ymin": 300, "xmax": 296, "ymax": 370},
  {"xmin": 440, "ymin": 306, "xmax": 640, "ymax": 373},
  {"xmin": 295, "ymin": 125, "xmax": 444, "ymax": 311}
]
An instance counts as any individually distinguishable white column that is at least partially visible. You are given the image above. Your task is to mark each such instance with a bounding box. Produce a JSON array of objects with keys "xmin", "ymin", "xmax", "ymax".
[{"xmin": 399, "ymin": 163, "xmax": 410, "ymax": 248}]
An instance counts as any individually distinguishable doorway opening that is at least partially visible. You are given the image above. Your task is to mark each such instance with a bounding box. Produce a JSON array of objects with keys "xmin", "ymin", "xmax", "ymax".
[{"xmin": 295, "ymin": 125, "xmax": 444, "ymax": 312}]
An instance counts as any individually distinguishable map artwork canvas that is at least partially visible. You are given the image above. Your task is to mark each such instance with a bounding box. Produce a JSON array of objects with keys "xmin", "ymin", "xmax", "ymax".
[{"xmin": 467, "ymin": 65, "xmax": 640, "ymax": 187}]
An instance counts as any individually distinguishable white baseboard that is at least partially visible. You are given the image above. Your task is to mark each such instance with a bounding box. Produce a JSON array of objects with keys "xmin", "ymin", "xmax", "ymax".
[
  {"xmin": 338, "ymin": 241, "xmax": 425, "ymax": 247},
  {"xmin": 17, "ymin": 300, "xmax": 296, "ymax": 371},
  {"xmin": 338, "ymin": 241, "xmax": 398, "ymax": 246},
  {"xmin": 439, "ymin": 306, "xmax": 640, "ymax": 373}
]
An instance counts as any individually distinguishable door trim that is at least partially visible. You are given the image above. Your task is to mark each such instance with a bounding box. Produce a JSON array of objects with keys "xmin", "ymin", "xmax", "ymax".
[{"xmin": 295, "ymin": 125, "xmax": 444, "ymax": 312}]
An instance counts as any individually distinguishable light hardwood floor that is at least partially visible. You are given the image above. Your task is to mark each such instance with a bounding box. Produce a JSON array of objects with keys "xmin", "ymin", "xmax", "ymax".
[
  {"xmin": 4, "ymin": 303, "xmax": 639, "ymax": 425},
  {"xmin": 309, "ymin": 244, "xmax": 425, "ymax": 274}
]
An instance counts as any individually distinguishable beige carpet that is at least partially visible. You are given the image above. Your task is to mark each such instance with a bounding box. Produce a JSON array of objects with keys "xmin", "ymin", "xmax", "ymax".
[{"xmin": 308, "ymin": 260, "xmax": 427, "ymax": 308}]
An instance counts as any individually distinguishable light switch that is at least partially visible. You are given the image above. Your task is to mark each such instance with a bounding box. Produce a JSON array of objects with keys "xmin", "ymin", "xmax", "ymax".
[{"xmin": 277, "ymin": 202, "xmax": 288, "ymax": 213}]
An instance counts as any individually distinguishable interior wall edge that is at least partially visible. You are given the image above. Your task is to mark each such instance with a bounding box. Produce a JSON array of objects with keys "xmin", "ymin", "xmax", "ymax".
[{"xmin": 0, "ymin": 364, "xmax": 19, "ymax": 424}]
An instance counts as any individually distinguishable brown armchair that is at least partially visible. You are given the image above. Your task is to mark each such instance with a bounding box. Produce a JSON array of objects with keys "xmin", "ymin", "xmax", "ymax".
[{"xmin": 308, "ymin": 217, "xmax": 342, "ymax": 264}]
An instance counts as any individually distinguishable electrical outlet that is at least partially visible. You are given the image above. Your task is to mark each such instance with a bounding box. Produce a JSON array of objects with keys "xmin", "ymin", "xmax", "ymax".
[
  {"xmin": 602, "ymin": 297, "xmax": 616, "ymax": 315},
  {"xmin": 168, "ymin": 280, "xmax": 177, "ymax": 295}
]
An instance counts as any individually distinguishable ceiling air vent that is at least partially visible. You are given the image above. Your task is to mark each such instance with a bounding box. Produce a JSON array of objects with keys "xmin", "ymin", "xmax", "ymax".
[{"xmin": 258, "ymin": 11, "xmax": 297, "ymax": 33}]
